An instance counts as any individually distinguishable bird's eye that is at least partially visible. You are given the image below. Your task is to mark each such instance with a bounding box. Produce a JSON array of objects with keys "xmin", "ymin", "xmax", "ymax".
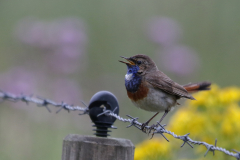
[{"xmin": 137, "ymin": 61, "xmax": 142, "ymax": 65}]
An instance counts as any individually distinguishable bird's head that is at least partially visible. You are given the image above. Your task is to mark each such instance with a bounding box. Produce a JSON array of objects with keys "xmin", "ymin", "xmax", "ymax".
[{"xmin": 119, "ymin": 54, "xmax": 158, "ymax": 76}]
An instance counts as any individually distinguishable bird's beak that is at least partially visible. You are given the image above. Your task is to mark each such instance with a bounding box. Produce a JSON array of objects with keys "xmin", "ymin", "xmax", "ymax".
[{"xmin": 119, "ymin": 56, "xmax": 135, "ymax": 65}]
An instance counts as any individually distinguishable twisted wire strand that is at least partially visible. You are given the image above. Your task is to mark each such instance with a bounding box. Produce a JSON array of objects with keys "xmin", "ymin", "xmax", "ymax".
[
  {"xmin": 0, "ymin": 90, "xmax": 239, "ymax": 159},
  {"xmin": 0, "ymin": 90, "xmax": 89, "ymax": 114}
]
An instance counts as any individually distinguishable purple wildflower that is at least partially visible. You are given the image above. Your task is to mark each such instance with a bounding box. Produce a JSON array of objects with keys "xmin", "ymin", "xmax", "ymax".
[
  {"xmin": 159, "ymin": 45, "xmax": 200, "ymax": 76},
  {"xmin": 147, "ymin": 17, "xmax": 182, "ymax": 46}
]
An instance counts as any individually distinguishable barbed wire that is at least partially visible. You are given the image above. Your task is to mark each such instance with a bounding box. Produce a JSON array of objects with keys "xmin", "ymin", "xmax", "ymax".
[
  {"xmin": 0, "ymin": 90, "xmax": 239, "ymax": 159},
  {"xmin": 102, "ymin": 110, "xmax": 240, "ymax": 159},
  {"xmin": 0, "ymin": 90, "xmax": 89, "ymax": 114}
]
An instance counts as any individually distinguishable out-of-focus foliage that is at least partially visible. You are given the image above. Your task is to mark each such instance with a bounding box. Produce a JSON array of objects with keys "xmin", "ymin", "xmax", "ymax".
[
  {"xmin": 134, "ymin": 137, "xmax": 172, "ymax": 160},
  {"xmin": 135, "ymin": 85, "xmax": 240, "ymax": 160},
  {"xmin": 169, "ymin": 85, "xmax": 240, "ymax": 151}
]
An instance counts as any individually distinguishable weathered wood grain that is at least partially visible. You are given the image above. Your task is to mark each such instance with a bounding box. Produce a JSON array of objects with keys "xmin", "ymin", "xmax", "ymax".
[{"xmin": 62, "ymin": 134, "xmax": 135, "ymax": 160}]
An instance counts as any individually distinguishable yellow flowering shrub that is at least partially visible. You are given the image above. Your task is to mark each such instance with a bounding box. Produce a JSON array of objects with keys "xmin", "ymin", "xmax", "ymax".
[
  {"xmin": 135, "ymin": 85, "xmax": 240, "ymax": 160},
  {"xmin": 134, "ymin": 137, "xmax": 172, "ymax": 160}
]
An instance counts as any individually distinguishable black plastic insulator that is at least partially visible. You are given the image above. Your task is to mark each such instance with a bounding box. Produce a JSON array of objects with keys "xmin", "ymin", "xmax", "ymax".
[{"xmin": 88, "ymin": 91, "xmax": 119, "ymax": 137}]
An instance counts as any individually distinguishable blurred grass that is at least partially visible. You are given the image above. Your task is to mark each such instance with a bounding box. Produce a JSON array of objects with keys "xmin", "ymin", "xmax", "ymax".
[{"xmin": 0, "ymin": 0, "xmax": 240, "ymax": 160}]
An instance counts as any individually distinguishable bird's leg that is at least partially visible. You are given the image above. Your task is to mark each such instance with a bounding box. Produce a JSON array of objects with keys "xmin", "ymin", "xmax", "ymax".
[
  {"xmin": 158, "ymin": 110, "xmax": 169, "ymax": 125},
  {"xmin": 149, "ymin": 110, "xmax": 169, "ymax": 138},
  {"xmin": 141, "ymin": 112, "xmax": 159, "ymax": 132}
]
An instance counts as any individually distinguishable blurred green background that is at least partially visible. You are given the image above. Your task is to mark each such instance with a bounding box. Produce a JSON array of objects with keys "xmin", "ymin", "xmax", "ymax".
[{"xmin": 0, "ymin": 0, "xmax": 240, "ymax": 159}]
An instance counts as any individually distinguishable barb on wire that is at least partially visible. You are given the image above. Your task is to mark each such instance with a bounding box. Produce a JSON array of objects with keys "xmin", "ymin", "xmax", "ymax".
[
  {"xmin": 204, "ymin": 139, "xmax": 217, "ymax": 157},
  {"xmin": 0, "ymin": 90, "xmax": 89, "ymax": 115},
  {"xmin": 154, "ymin": 122, "xmax": 169, "ymax": 141},
  {"xmin": 0, "ymin": 90, "xmax": 239, "ymax": 159},
  {"xmin": 126, "ymin": 115, "xmax": 141, "ymax": 130}
]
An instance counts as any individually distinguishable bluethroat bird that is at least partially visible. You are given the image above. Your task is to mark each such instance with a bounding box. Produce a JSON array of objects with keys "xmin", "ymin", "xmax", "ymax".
[{"xmin": 119, "ymin": 54, "xmax": 211, "ymax": 131}]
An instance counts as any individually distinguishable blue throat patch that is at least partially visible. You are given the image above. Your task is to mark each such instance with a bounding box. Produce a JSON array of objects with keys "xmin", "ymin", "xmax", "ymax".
[{"xmin": 125, "ymin": 65, "xmax": 142, "ymax": 93}]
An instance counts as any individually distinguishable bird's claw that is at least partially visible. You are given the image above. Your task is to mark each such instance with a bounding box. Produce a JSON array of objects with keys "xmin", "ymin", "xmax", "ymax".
[
  {"xmin": 141, "ymin": 122, "xmax": 149, "ymax": 133},
  {"xmin": 141, "ymin": 122, "xmax": 159, "ymax": 137},
  {"xmin": 148, "ymin": 123, "xmax": 159, "ymax": 139}
]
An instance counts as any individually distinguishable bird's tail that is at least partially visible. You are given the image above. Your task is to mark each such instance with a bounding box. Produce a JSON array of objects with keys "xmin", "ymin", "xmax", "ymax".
[{"xmin": 183, "ymin": 82, "xmax": 211, "ymax": 93}]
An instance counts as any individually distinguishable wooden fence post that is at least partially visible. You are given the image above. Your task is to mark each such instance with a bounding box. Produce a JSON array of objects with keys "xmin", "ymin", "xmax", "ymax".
[{"xmin": 62, "ymin": 134, "xmax": 135, "ymax": 160}]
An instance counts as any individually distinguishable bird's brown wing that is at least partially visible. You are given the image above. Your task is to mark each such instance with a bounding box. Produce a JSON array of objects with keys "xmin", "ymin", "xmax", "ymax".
[{"xmin": 145, "ymin": 71, "xmax": 195, "ymax": 100}]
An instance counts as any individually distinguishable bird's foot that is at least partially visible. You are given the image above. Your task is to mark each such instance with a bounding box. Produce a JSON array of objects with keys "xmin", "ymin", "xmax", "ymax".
[
  {"xmin": 141, "ymin": 121, "xmax": 160, "ymax": 135},
  {"xmin": 141, "ymin": 122, "xmax": 159, "ymax": 138},
  {"xmin": 148, "ymin": 123, "xmax": 159, "ymax": 139},
  {"xmin": 141, "ymin": 122, "xmax": 150, "ymax": 133}
]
